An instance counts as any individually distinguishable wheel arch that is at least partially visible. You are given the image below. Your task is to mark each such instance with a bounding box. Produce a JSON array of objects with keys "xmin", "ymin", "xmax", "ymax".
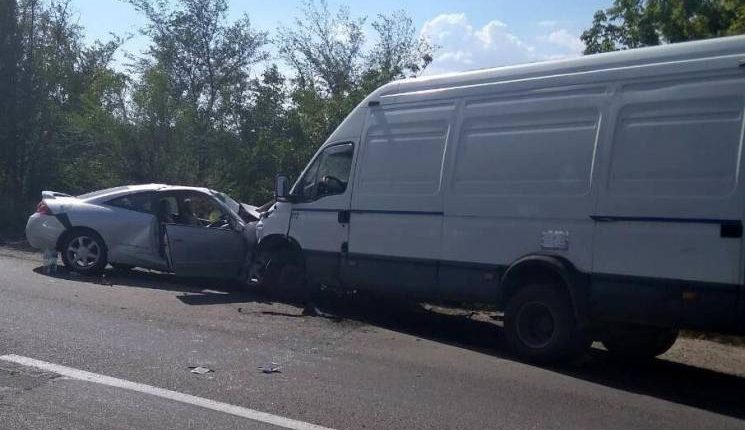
[
  {"xmin": 499, "ymin": 254, "xmax": 590, "ymax": 327},
  {"xmin": 256, "ymin": 234, "xmax": 304, "ymax": 265},
  {"xmin": 56, "ymin": 226, "xmax": 109, "ymax": 253}
]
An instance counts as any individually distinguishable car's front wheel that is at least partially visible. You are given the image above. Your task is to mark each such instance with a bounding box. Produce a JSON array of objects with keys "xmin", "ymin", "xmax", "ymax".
[{"xmin": 61, "ymin": 230, "xmax": 108, "ymax": 275}]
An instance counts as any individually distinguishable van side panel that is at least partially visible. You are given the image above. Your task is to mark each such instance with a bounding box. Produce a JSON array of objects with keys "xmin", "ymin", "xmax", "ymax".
[
  {"xmin": 440, "ymin": 87, "xmax": 605, "ymax": 302},
  {"xmin": 343, "ymin": 102, "xmax": 456, "ymax": 296},
  {"xmin": 592, "ymin": 70, "xmax": 745, "ymax": 331}
]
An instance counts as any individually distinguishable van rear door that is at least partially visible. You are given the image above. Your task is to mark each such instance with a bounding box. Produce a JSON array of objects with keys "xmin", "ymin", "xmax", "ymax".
[{"xmin": 592, "ymin": 67, "xmax": 745, "ymax": 331}]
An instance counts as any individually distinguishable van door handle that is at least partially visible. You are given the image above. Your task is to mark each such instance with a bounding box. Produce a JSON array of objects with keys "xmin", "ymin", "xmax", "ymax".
[{"xmin": 338, "ymin": 210, "xmax": 350, "ymax": 224}]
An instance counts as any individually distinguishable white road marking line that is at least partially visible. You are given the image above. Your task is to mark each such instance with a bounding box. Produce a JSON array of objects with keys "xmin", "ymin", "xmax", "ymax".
[{"xmin": 0, "ymin": 354, "xmax": 335, "ymax": 430}]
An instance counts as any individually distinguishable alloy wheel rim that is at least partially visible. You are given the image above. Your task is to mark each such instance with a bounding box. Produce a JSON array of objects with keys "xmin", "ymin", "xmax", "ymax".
[{"xmin": 66, "ymin": 236, "xmax": 101, "ymax": 269}]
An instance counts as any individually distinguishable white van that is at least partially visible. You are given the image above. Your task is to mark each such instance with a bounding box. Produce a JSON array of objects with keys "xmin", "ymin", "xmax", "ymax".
[{"xmin": 254, "ymin": 35, "xmax": 745, "ymax": 362}]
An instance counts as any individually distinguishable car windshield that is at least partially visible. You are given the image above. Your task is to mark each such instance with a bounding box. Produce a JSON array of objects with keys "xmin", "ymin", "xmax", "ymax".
[{"xmin": 212, "ymin": 191, "xmax": 240, "ymax": 214}]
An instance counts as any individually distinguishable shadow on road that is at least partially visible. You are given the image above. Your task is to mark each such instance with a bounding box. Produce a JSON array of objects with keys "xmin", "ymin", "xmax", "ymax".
[
  {"xmin": 32, "ymin": 265, "xmax": 273, "ymax": 305},
  {"xmin": 34, "ymin": 265, "xmax": 745, "ymax": 422}
]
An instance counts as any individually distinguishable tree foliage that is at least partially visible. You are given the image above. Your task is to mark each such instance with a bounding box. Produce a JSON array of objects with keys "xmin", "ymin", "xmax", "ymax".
[
  {"xmin": 0, "ymin": 0, "xmax": 434, "ymax": 234},
  {"xmin": 582, "ymin": 0, "xmax": 745, "ymax": 54}
]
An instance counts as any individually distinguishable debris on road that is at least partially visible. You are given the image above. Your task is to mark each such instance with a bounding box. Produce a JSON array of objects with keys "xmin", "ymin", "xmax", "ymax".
[
  {"xmin": 189, "ymin": 366, "xmax": 214, "ymax": 375},
  {"xmin": 42, "ymin": 249, "xmax": 58, "ymax": 274},
  {"xmin": 258, "ymin": 362, "xmax": 281, "ymax": 374},
  {"xmin": 302, "ymin": 303, "xmax": 341, "ymax": 321}
]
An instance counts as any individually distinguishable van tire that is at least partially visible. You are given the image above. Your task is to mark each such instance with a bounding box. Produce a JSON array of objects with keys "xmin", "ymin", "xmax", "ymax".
[
  {"xmin": 504, "ymin": 284, "xmax": 589, "ymax": 363},
  {"xmin": 251, "ymin": 247, "xmax": 311, "ymax": 302},
  {"xmin": 601, "ymin": 325, "xmax": 678, "ymax": 360}
]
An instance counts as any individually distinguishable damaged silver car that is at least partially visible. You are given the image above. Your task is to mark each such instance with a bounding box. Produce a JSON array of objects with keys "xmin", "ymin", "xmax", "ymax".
[{"xmin": 25, "ymin": 184, "xmax": 261, "ymax": 277}]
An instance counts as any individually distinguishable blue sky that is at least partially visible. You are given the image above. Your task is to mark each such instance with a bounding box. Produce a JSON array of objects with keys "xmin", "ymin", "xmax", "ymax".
[{"xmin": 72, "ymin": 0, "xmax": 612, "ymax": 75}]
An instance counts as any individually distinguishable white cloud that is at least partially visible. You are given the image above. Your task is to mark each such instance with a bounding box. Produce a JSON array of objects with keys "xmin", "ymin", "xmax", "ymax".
[
  {"xmin": 544, "ymin": 29, "xmax": 584, "ymax": 55},
  {"xmin": 537, "ymin": 20, "xmax": 558, "ymax": 28},
  {"xmin": 420, "ymin": 14, "xmax": 585, "ymax": 76},
  {"xmin": 420, "ymin": 14, "xmax": 536, "ymax": 75}
]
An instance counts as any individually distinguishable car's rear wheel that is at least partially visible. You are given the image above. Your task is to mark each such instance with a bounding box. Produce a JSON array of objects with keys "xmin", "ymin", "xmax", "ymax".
[
  {"xmin": 504, "ymin": 283, "xmax": 590, "ymax": 363},
  {"xmin": 61, "ymin": 230, "xmax": 108, "ymax": 275}
]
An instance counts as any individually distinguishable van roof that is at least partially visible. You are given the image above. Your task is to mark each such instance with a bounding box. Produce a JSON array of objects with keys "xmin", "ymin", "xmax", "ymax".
[{"xmin": 371, "ymin": 35, "xmax": 745, "ymax": 100}]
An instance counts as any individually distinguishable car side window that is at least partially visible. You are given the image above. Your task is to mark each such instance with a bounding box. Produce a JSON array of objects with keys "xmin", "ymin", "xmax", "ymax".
[
  {"xmin": 178, "ymin": 193, "xmax": 230, "ymax": 229},
  {"xmin": 291, "ymin": 143, "xmax": 354, "ymax": 201},
  {"xmin": 106, "ymin": 192, "xmax": 154, "ymax": 214}
]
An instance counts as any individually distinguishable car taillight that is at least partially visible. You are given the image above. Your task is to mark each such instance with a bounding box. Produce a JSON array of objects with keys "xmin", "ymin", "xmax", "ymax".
[{"xmin": 36, "ymin": 201, "xmax": 52, "ymax": 215}]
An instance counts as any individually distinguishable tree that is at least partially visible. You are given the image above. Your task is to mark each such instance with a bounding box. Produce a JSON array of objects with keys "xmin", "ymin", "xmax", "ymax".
[
  {"xmin": 581, "ymin": 0, "xmax": 745, "ymax": 54},
  {"xmin": 276, "ymin": 0, "xmax": 435, "ymax": 169},
  {"xmin": 278, "ymin": 0, "xmax": 366, "ymax": 98},
  {"xmin": 0, "ymin": 0, "xmax": 20, "ymax": 193},
  {"xmin": 364, "ymin": 10, "xmax": 434, "ymax": 90},
  {"xmin": 128, "ymin": 0, "xmax": 268, "ymax": 183},
  {"xmin": 0, "ymin": 0, "xmax": 437, "ymax": 236}
]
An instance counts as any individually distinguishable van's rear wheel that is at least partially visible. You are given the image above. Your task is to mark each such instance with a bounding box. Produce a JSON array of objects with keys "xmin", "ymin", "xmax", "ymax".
[
  {"xmin": 601, "ymin": 325, "xmax": 678, "ymax": 360},
  {"xmin": 504, "ymin": 284, "xmax": 589, "ymax": 363}
]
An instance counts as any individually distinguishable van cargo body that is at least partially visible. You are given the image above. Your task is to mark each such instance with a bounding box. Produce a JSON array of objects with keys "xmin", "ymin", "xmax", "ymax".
[{"xmin": 256, "ymin": 35, "xmax": 745, "ymax": 362}]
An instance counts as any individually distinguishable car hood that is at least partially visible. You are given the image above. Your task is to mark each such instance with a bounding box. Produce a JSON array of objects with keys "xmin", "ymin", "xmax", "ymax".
[{"xmin": 240, "ymin": 203, "xmax": 262, "ymax": 221}]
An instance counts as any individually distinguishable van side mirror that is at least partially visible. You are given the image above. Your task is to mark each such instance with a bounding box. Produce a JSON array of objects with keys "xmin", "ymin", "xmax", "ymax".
[{"xmin": 275, "ymin": 174, "xmax": 290, "ymax": 201}]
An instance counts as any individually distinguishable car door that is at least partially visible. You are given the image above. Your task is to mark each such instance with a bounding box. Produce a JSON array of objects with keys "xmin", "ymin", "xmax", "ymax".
[
  {"xmin": 287, "ymin": 142, "xmax": 355, "ymax": 287},
  {"xmin": 103, "ymin": 191, "xmax": 164, "ymax": 269},
  {"xmin": 162, "ymin": 192, "xmax": 246, "ymax": 278}
]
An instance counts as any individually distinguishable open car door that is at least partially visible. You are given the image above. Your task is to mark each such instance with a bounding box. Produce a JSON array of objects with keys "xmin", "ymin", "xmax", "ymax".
[
  {"xmin": 158, "ymin": 190, "xmax": 247, "ymax": 278},
  {"xmin": 164, "ymin": 224, "xmax": 245, "ymax": 278}
]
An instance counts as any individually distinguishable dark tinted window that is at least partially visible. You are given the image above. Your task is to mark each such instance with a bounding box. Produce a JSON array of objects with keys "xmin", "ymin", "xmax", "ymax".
[
  {"xmin": 106, "ymin": 192, "xmax": 154, "ymax": 214},
  {"xmin": 291, "ymin": 143, "xmax": 354, "ymax": 201}
]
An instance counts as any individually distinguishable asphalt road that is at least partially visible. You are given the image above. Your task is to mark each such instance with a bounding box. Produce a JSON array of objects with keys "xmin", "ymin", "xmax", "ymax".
[{"xmin": 1, "ymin": 247, "xmax": 744, "ymax": 430}]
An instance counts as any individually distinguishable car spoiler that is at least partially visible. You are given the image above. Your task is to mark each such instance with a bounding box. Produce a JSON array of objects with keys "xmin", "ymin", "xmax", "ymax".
[{"xmin": 41, "ymin": 191, "xmax": 73, "ymax": 199}]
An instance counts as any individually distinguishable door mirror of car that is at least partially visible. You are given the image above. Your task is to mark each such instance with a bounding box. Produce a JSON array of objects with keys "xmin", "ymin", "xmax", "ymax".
[{"xmin": 275, "ymin": 174, "xmax": 290, "ymax": 201}]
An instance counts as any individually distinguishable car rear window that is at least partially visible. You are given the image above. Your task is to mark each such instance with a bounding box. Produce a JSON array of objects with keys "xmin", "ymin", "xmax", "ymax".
[
  {"xmin": 77, "ymin": 186, "xmax": 131, "ymax": 200},
  {"xmin": 105, "ymin": 192, "xmax": 155, "ymax": 214}
]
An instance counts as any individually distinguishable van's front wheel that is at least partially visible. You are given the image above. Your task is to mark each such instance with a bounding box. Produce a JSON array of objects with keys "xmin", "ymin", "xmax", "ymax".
[
  {"xmin": 250, "ymin": 247, "xmax": 310, "ymax": 302},
  {"xmin": 504, "ymin": 284, "xmax": 590, "ymax": 363}
]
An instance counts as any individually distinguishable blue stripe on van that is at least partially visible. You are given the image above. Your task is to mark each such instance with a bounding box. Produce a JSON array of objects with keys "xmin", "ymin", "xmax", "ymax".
[
  {"xmin": 590, "ymin": 215, "xmax": 741, "ymax": 225},
  {"xmin": 293, "ymin": 208, "xmax": 444, "ymax": 216}
]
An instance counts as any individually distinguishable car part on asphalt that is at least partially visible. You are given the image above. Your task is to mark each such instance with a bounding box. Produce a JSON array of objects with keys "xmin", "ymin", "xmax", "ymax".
[
  {"xmin": 258, "ymin": 362, "xmax": 281, "ymax": 374},
  {"xmin": 189, "ymin": 366, "xmax": 214, "ymax": 375}
]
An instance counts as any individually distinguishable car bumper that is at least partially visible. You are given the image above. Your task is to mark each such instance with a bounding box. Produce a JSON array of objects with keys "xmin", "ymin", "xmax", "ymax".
[{"xmin": 26, "ymin": 213, "xmax": 66, "ymax": 250}]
